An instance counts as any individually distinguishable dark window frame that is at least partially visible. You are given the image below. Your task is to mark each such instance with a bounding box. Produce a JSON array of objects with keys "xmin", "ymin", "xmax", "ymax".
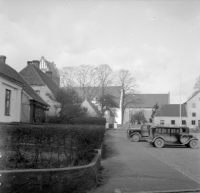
[
  {"xmin": 5, "ymin": 89, "xmax": 11, "ymax": 116},
  {"xmin": 192, "ymin": 112, "xmax": 196, "ymax": 117},
  {"xmin": 171, "ymin": 120, "xmax": 175, "ymax": 125},
  {"xmin": 182, "ymin": 120, "xmax": 186, "ymax": 125},
  {"xmin": 191, "ymin": 120, "xmax": 196, "ymax": 125}
]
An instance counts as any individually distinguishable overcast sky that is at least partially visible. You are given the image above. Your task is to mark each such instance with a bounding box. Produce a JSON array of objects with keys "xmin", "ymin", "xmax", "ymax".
[{"xmin": 0, "ymin": 0, "xmax": 199, "ymax": 104}]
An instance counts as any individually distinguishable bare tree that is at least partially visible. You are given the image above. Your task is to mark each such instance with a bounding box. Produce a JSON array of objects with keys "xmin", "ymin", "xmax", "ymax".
[
  {"xmin": 95, "ymin": 64, "xmax": 114, "ymax": 116},
  {"xmin": 194, "ymin": 76, "xmax": 200, "ymax": 91},
  {"xmin": 59, "ymin": 66, "xmax": 76, "ymax": 87},
  {"xmin": 75, "ymin": 65, "xmax": 98, "ymax": 99},
  {"xmin": 116, "ymin": 69, "xmax": 139, "ymax": 124}
]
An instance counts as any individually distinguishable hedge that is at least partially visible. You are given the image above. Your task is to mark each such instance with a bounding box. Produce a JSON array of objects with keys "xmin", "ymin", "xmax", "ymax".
[
  {"xmin": 0, "ymin": 123, "xmax": 105, "ymax": 170},
  {"xmin": 48, "ymin": 117, "xmax": 106, "ymax": 125}
]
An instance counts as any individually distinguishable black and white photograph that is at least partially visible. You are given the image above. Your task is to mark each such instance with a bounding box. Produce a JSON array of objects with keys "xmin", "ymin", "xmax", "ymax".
[{"xmin": 0, "ymin": 0, "xmax": 200, "ymax": 192}]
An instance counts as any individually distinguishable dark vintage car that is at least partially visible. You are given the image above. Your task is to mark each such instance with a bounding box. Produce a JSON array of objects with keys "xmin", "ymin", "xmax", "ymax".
[
  {"xmin": 127, "ymin": 124, "xmax": 152, "ymax": 142},
  {"xmin": 148, "ymin": 126, "xmax": 199, "ymax": 148}
]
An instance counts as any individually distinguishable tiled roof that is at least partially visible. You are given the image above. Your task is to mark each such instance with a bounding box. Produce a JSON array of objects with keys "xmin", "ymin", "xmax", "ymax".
[
  {"xmin": 20, "ymin": 64, "xmax": 60, "ymax": 97},
  {"xmin": 20, "ymin": 64, "xmax": 45, "ymax": 86},
  {"xmin": 0, "ymin": 62, "xmax": 48, "ymax": 106},
  {"xmin": 125, "ymin": 94, "xmax": 169, "ymax": 108},
  {"xmin": 154, "ymin": 104, "xmax": 187, "ymax": 117}
]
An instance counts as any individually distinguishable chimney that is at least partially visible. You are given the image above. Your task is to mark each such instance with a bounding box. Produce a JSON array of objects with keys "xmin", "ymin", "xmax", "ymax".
[
  {"xmin": 0, "ymin": 55, "xmax": 6, "ymax": 64},
  {"xmin": 27, "ymin": 61, "xmax": 32, "ymax": 66},
  {"xmin": 45, "ymin": 71, "xmax": 52, "ymax": 79},
  {"xmin": 32, "ymin": 60, "xmax": 40, "ymax": 68}
]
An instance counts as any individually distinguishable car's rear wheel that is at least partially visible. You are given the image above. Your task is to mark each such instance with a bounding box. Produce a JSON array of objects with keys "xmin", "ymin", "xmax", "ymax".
[
  {"xmin": 189, "ymin": 140, "xmax": 199, "ymax": 149},
  {"xmin": 154, "ymin": 138, "xmax": 164, "ymax": 148},
  {"xmin": 131, "ymin": 134, "xmax": 140, "ymax": 142}
]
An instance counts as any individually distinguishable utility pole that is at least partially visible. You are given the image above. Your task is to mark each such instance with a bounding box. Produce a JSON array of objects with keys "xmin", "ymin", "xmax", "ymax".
[{"xmin": 180, "ymin": 58, "xmax": 182, "ymax": 126}]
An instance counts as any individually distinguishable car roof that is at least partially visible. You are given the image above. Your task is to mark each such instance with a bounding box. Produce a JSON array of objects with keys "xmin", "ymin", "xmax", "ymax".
[{"xmin": 151, "ymin": 126, "xmax": 189, "ymax": 129}]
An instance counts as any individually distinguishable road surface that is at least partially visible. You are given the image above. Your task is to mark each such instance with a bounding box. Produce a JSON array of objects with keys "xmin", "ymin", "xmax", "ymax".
[{"xmin": 91, "ymin": 130, "xmax": 200, "ymax": 193}]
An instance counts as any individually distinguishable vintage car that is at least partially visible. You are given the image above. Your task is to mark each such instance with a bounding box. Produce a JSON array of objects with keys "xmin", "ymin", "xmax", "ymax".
[
  {"xmin": 127, "ymin": 124, "xmax": 152, "ymax": 142},
  {"xmin": 148, "ymin": 126, "xmax": 199, "ymax": 148}
]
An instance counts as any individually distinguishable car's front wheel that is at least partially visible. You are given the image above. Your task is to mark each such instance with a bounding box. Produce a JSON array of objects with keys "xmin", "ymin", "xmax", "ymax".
[
  {"xmin": 189, "ymin": 140, "xmax": 199, "ymax": 149},
  {"xmin": 131, "ymin": 134, "xmax": 140, "ymax": 142},
  {"xmin": 154, "ymin": 138, "xmax": 164, "ymax": 148}
]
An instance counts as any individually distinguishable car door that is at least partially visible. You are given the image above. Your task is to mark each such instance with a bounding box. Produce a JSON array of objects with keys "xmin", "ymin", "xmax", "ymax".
[
  {"xmin": 170, "ymin": 128, "xmax": 179, "ymax": 143},
  {"xmin": 141, "ymin": 125, "xmax": 149, "ymax": 137}
]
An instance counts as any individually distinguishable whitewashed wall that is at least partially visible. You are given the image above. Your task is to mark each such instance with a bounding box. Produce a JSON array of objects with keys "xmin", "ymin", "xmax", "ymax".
[
  {"xmin": 21, "ymin": 92, "xmax": 30, "ymax": 122},
  {"xmin": 81, "ymin": 100, "xmax": 98, "ymax": 117},
  {"xmin": 0, "ymin": 77, "xmax": 22, "ymax": 122},
  {"xmin": 186, "ymin": 92, "xmax": 200, "ymax": 128},
  {"xmin": 31, "ymin": 85, "xmax": 60, "ymax": 117},
  {"xmin": 153, "ymin": 117, "xmax": 187, "ymax": 127}
]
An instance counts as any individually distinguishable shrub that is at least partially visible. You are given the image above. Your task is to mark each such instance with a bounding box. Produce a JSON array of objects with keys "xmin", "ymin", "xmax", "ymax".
[
  {"xmin": 0, "ymin": 123, "xmax": 105, "ymax": 170},
  {"xmin": 67, "ymin": 117, "xmax": 106, "ymax": 125}
]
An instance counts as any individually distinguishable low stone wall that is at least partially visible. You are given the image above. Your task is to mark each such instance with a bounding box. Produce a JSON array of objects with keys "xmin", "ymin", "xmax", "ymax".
[{"xmin": 0, "ymin": 150, "xmax": 101, "ymax": 193}]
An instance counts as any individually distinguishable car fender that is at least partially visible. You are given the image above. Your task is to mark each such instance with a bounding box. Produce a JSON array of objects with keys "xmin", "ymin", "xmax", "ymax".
[
  {"xmin": 183, "ymin": 137, "xmax": 198, "ymax": 145},
  {"xmin": 130, "ymin": 132, "xmax": 141, "ymax": 139},
  {"xmin": 152, "ymin": 136, "xmax": 165, "ymax": 143}
]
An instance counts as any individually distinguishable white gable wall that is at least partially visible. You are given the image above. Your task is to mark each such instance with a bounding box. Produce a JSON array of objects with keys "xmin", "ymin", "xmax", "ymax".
[
  {"xmin": 81, "ymin": 100, "xmax": 98, "ymax": 117},
  {"xmin": 123, "ymin": 108, "xmax": 153, "ymax": 123},
  {"xmin": 186, "ymin": 92, "xmax": 200, "ymax": 128},
  {"xmin": 31, "ymin": 85, "xmax": 60, "ymax": 117},
  {"xmin": 0, "ymin": 77, "xmax": 22, "ymax": 122}
]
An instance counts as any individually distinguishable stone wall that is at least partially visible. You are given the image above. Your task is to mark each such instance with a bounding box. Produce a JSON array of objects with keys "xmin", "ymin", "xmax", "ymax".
[{"xmin": 0, "ymin": 150, "xmax": 101, "ymax": 193}]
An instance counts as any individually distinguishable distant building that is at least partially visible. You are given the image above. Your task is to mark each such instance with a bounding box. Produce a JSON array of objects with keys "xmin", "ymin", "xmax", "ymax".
[
  {"xmin": 81, "ymin": 99, "xmax": 101, "ymax": 117},
  {"xmin": 123, "ymin": 93, "xmax": 170, "ymax": 124},
  {"xmin": 67, "ymin": 86, "xmax": 169, "ymax": 125},
  {"xmin": 154, "ymin": 91, "xmax": 200, "ymax": 129},
  {"xmin": 20, "ymin": 60, "xmax": 60, "ymax": 117},
  {"xmin": 0, "ymin": 55, "xmax": 48, "ymax": 123},
  {"xmin": 39, "ymin": 56, "xmax": 60, "ymax": 86}
]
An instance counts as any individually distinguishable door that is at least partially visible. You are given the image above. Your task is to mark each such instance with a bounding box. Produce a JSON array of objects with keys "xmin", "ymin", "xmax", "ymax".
[
  {"xmin": 141, "ymin": 125, "xmax": 150, "ymax": 137},
  {"xmin": 170, "ymin": 128, "xmax": 179, "ymax": 143}
]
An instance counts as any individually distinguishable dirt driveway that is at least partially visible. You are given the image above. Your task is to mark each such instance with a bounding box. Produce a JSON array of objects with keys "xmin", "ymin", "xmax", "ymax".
[{"xmin": 91, "ymin": 130, "xmax": 200, "ymax": 193}]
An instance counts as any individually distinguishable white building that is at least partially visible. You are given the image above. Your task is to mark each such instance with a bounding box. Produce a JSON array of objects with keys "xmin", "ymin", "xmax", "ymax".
[
  {"xmin": 154, "ymin": 91, "xmax": 200, "ymax": 129},
  {"xmin": 0, "ymin": 55, "xmax": 48, "ymax": 123},
  {"xmin": 20, "ymin": 61, "xmax": 60, "ymax": 117}
]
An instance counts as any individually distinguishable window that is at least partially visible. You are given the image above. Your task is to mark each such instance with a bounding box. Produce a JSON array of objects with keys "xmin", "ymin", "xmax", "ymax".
[
  {"xmin": 191, "ymin": 120, "xmax": 196, "ymax": 125},
  {"xmin": 192, "ymin": 113, "xmax": 196, "ymax": 117},
  {"xmin": 171, "ymin": 120, "xmax": 175, "ymax": 125},
  {"xmin": 182, "ymin": 120, "xmax": 186, "ymax": 125},
  {"xmin": 5, "ymin": 89, "xmax": 11, "ymax": 116},
  {"xmin": 160, "ymin": 120, "xmax": 164, "ymax": 125},
  {"xmin": 192, "ymin": 103, "xmax": 196, "ymax": 108},
  {"xmin": 161, "ymin": 128, "xmax": 166, "ymax": 133}
]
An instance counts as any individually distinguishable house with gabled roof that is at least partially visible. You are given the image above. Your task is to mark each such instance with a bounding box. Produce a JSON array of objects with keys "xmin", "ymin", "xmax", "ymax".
[
  {"xmin": 0, "ymin": 55, "xmax": 49, "ymax": 123},
  {"xmin": 122, "ymin": 93, "xmax": 170, "ymax": 124},
  {"xmin": 67, "ymin": 85, "xmax": 169, "ymax": 125},
  {"xmin": 81, "ymin": 99, "xmax": 101, "ymax": 117},
  {"xmin": 20, "ymin": 60, "xmax": 61, "ymax": 118},
  {"xmin": 154, "ymin": 91, "xmax": 200, "ymax": 129}
]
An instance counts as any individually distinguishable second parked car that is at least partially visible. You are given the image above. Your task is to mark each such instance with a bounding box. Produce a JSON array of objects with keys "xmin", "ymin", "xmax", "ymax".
[{"xmin": 127, "ymin": 124, "xmax": 152, "ymax": 142}]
